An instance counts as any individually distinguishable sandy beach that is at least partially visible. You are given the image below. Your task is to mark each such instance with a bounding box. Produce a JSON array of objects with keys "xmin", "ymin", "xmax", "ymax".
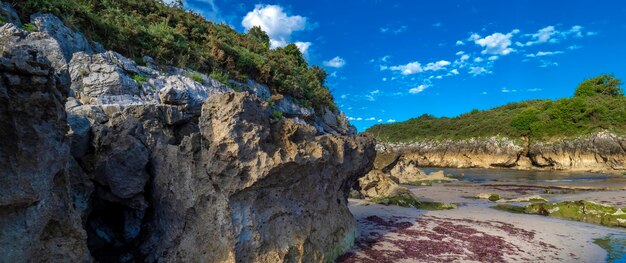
[{"xmin": 340, "ymin": 182, "xmax": 626, "ymax": 263}]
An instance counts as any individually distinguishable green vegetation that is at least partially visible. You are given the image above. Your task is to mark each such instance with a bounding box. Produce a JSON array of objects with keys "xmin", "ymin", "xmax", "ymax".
[
  {"xmin": 209, "ymin": 70, "xmax": 229, "ymax": 85},
  {"xmin": 492, "ymin": 200, "xmax": 626, "ymax": 228},
  {"xmin": 10, "ymin": 0, "xmax": 335, "ymax": 109},
  {"xmin": 574, "ymin": 75, "xmax": 624, "ymax": 97},
  {"xmin": 0, "ymin": 17, "xmax": 6, "ymax": 25},
  {"xmin": 186, "ymin": 71, "xmax": 203, "ymax": 83},
  {"xmin": 367, "ymin": 75, "xmax": 626, "ymax": 142},
  {"xmin": 491, "ymin": 204, "xmax": 526, "ymax": 214},
  {"xmin": 371, "ymin": 195, "xmax": 421, "ymax": 208},
  {"xmin": 371, "ymin": 195, "xmax": 457, "ymax": 210},
  {"xmin": 22, "ymin": 22, "xmax": 36, "ymax": 32},
  {"xmin": 131, "ymin": 74, "xmax": 148, "ymax": 85},
  {"xmin": 488, "ymin": 194, "xmax": 501, "ymax": 202},
  {"xmin": 418, "ymin": 201, "xmax": 457, "ymax": 210},
  {"xmin": 403, "ymin": 179, "xmax": 455, "ymax": 186},
  {"xmin": 270, "ymin": 110, "xmax": 283, "ymax": 120}
]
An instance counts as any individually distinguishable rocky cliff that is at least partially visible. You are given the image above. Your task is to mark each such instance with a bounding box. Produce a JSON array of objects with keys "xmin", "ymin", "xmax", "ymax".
[
  {"xmin": 0, "ymin": 7, "xmax": 374, "ymax": 263},
  {"xmin": 378, "ymin": 132, "xmax": 626, "ymax": 172}
]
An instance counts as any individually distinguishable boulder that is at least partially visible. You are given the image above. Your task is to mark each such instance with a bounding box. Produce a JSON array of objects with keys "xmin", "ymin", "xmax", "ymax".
[
  {"xmin": 157, "ymin": 74, "xmax": 231, "ymax": 106},
  {"xmin": 69, "ymin": 51, "xmax": 141, "ymax": 104},
  {"xmin": 274, "ymin": 95, "xmax": 314, "ymax": 117},
  {"xmin": 30, "ymin": 13, "xmax": 102, "ymax": 61},
  {"xmin": 387, "ymin": 157, "xmax": 426, "ymax": 184},
  {"xmin": 357, "ymin": 170, "xmax": 414, "ymax": 199}
]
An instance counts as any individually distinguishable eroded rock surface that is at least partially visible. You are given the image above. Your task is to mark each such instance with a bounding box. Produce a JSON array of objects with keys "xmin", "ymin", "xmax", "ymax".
[
  {"xmin": 379, "ymin": 132, "xmax": 626, "ymax": 172},
  {"xmin": 0, "ymin": 23, "xmax": 90, "ymax": 262},
  {"xmin": 0, "ymin": 10, "xmax": 374, "ymax": 263}
]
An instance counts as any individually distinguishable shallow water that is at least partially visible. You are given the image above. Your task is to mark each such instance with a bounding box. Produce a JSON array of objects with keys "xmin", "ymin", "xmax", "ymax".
[
  {"xmin": 421, "ymin": 167, "xmax": 626, "ymax": 189},
  {"xmin": 595, "ymin": 234, "xmax": 626, "ymax": 263}
]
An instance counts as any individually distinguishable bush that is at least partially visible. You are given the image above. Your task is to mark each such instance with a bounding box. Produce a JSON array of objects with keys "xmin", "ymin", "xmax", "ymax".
[
  {"xmin": 10, "ymin": 0, "xmax": 336, "ymax": 109},
  {"xmin": 186, "ymin": 71, "xmax": 203, "ymax": 83},
  {"xmin": 132, "ymin": 74, "xmax": 148, "ymax": 84},
  {"xmin": 574, "ymin": 74, "xmax": 623, "ymax": 97},
  {"xmin": 271, "ymin": 110, "xmax": 283, "ymax": 120},
  {"xmin": 368, "ymin": 75, "xmax": 626, "ymax": 142},
  {"xmin": 209, "ymin": 70, "xmax": 229, "ymax": 85},
  {"xmin": 22, "ymin": 22, "xmax": 36, "ymax": 32}
]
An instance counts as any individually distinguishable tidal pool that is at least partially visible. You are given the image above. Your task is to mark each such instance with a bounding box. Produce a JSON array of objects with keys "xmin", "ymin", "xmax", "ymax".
[
  {"xmin": 594, "ymin": 234, "xmax": 626, "ymax": 263},
  {"xmin": 421, "ymin": 167, "xmax": 626, "ymax": 189}
]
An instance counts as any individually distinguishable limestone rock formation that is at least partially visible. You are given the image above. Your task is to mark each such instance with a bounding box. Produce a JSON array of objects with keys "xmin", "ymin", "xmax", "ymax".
[
  {"xmin": 0, "ymin": 23, "xmax": 90, "ymax": 262},
  {"xmin": 379, "ymin": 133, "xmax": 626, "ymax": 172},
  {"xmin": 357, "ymin": 170, "xmax": 413, "ymax": 199},
  {"xmin": 0, "ymin": 10, "xmax": 374, "ymax": 262}
]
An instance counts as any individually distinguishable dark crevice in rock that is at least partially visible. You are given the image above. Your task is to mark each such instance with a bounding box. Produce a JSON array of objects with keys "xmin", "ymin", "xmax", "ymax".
[{"xmin": 85, "ymin": 159, "xmax": 154, "ymax": 263}]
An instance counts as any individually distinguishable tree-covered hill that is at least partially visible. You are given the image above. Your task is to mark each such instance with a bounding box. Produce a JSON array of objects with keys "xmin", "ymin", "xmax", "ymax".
[
  {"xmin": 7, "ymin": 0, "xmax": 335, "ymax": 109},
  {"xmin": 367, "ymin": 75, "xmax": 626, "ymax": 142}
]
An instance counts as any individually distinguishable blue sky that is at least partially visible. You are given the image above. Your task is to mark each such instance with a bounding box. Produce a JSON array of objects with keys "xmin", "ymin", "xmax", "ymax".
[{"xmin": 176, "ymin": 0, "xmax": 626, "ymax": 131}]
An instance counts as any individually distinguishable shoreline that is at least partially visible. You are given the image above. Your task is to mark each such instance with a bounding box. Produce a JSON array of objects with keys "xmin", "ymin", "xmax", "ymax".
[{"xmin": 341, "ymin": 181, "xmax": 626, "ymax": 262}]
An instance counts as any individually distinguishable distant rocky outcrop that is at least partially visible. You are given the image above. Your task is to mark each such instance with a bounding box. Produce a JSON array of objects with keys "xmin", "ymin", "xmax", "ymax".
[
  {"xmin": 378, "ymin": 132, "xmax": 626, "ymax": 172},
  {"xmin": 0, "ymin": 9, "xmax": 374, "ymax": 263}
]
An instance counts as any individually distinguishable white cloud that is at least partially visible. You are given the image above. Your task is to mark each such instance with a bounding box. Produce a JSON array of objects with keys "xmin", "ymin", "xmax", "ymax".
[
  {"xmin": 323, "ymin": 56, "xmax": 346, "ymax": 68},
  {"xmin": 409, "ymin": 85, "xmax": 428, "ymax": 94},
  {"xmin": 393, "ymin": 25, "xmax": 408, "ymax": 34},
  {"xmin": 389, "ymin": 62, "xmax": 423, "ymax": 75},
  {"xmin": 526, "ymin": 51, "xmax": 564, "ymax": 57},
  {"xmin": 488, "ymin": 56, "xmax": 499, "ymax": 61},
  {"xmin": 524, "ymin": 26, "xmax": 558, "ymax": 46},
  {"xmin": 456, "ymin": 51, "xmax": 465, "ymax": 55},
  {"xmin": 567, "ymin": 45, "xmax": 582, "ymax": 50},
  {"xmin": 501, "ymin": 87, "xmax": 517, "ymax": 93},
  {"xmin": 481, "ymin": 91, "xmax": 488, "ymax": 95},
  {"xmin": 294, "ymin": 42, "xmax": 312, "ymax": 56},
  {"xmin": 539, "ymin": 60, "xmax": 559, "ymax": 68},
  {"xmin": 387, "ymin": 119, "xmax": 397, "ymax": 123},
  {"xmin": 460, "ymin": 54, "xmax": 470, "ymax": 61},
  {"xmin": 474, "ymin": 57, "xmax": 484, "ymax": 62},
  {"xmin": 388, "ymin": 60, "xmax": 450, "ymax": 75},
  {"xmin": 382, "ymin": 77, "xmax": 387, "ymax": 81},
  {"xmin": 347, "ymin": 116, "xmax": 356, "ymax": 120},
  {"xmin": 381, "ymin": 25, "xmax": 407, "ymax": 34},
  {"xmin": 456, "ymin": 40, "xmax": 465, "ymax": 46},
  {"xmin": 370, "ymin": 90, "xmax": 380, "ymax": 95},
  {"xmin": 469, "ymin": 66, "xmax": 491, "ymax": 76},
  {"xmin": 523, "ymin": 25, "xmax": 595, "ymax": 46},
  {"xmin": 356, "ymin": 117, "xmax": 363, "ymax": 121},
  {"xmin": 242, "ymin": 5, "xmax": 309, "ymax": 49},
  {"xmin": 527, "ymin": 88, "xmax": 542, "ymax": 92},
  {"xmin": 365, "ymin": 117, "xmax": 376, "ymax": 121},
  {"xmin": 473, "ymin": 29, "xmax": 519, "ymax": 55},
  {"xmin": 469, "ymin": 33, "xmax": 481, "ymax": 41},
  {"xmin": 450, "ymin": 69, "xmax": 459, "ymax": 75},
  {"xmin": 378, "ymin": 119, "xmax": 383, "ymax": 123},
  {"xmin": 423, "ymin": 60, "xmax": 451, "ymax": 71}
]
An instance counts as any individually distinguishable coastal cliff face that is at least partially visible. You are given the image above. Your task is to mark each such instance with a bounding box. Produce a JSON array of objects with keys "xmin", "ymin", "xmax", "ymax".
[
  {"xmin": 377, "ymin": 132, "xmax": 626, "ymax": 172},
  {"xmin": 0, "ymin": 8, "xmax": 375, "ymax": 263}
]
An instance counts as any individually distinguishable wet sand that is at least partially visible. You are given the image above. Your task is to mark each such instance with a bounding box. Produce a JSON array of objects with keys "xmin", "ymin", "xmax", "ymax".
[{"xmin": 340, "ymin": 182, "xmax": 626, "ymax": 262}]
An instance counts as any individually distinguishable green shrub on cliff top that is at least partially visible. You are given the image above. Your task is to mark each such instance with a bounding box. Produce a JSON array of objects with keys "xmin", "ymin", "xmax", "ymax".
[
  {"xmin": 368, "ymin": 75, "xmax": 626, "ymax": 142},
  {"xmin": 574, "ymin": 74, "xmax": 624, "ymax": 97},
  {"xmin": 10, "ymin": 0, "xmax": 335, "ymax": 110}
]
